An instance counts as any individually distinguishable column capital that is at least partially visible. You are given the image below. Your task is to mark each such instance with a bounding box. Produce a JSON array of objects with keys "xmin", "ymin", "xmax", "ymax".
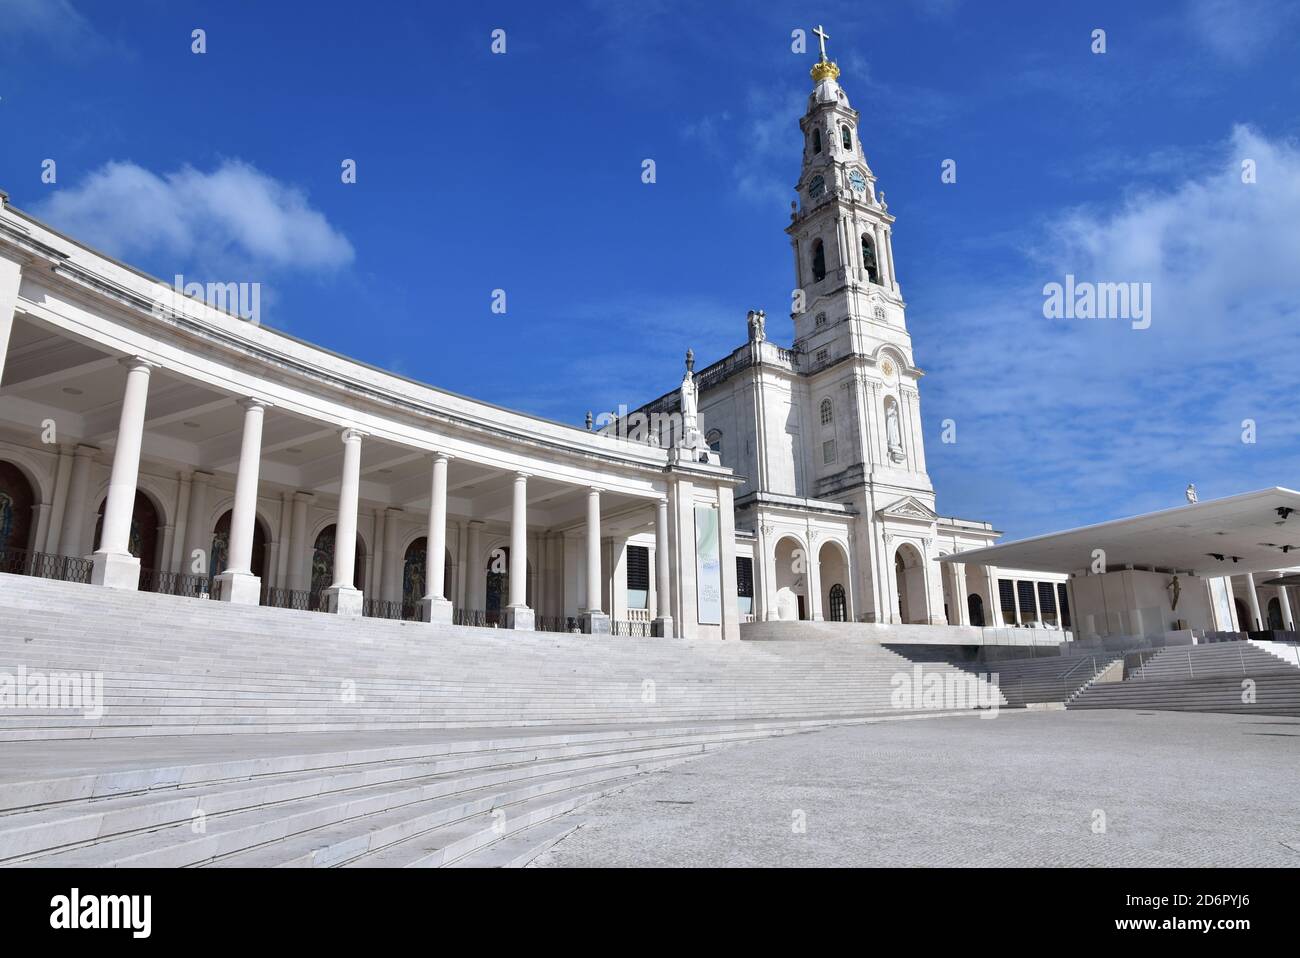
[
  {"xmin": 431, "ymin": 451, "xmax": 452, "ymax": 464},
  {"xmin": 587, "ymin": 485, "xmax": 602, "ymax": 497},
  {"xmin": 383, "ymin": 505, "xmax": 404, "ymax": 517},
  {"xmin": 513, "ymin": 471, "xmax": 529, "ymax": 482},
  {"xmin": 118, "ymin": 355, "xmax": 159, "ymax": 373},
  {"xmin": 292, "ymin": 490, "xmax": 315, "ymax": 503},
  {"xmin": 73, "ymin": 443, "xmax": 101, "ymax": 459},
  {"xmin": 340, "ymin": 427, "xmax": 367, "ymax": 444},
  {"xmin": 238, "ymin": 397, "xmax": 272, "ymax": 412},
  {"xmin": 190, "ymin": 469, "xmax": 214, "ymax": 484}
]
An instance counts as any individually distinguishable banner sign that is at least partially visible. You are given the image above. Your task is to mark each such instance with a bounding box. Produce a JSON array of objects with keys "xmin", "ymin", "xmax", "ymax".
[{"xmin": 695, "ymin": 505, "xmax": 722, "ymax": 625}]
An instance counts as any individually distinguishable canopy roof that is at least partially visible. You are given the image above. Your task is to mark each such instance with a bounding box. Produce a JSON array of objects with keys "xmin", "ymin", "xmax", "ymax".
[{"xmin": 940, "ymin": 488, "xmax": 1300, "ymax": 576}]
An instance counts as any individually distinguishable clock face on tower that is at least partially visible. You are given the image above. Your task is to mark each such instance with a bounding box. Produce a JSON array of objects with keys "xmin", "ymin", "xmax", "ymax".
[{"xmin": 849, "ymin": 169, "xmax": 866, "ymax": 194}]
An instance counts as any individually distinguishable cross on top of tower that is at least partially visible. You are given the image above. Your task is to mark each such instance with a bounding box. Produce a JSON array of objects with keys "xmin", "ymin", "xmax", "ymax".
[
  {"xmin": 813, "ymin": 24, "xmax": 831, "ymax": 61},
  {"xmin": 809, "ymin": 24, "xmax": 841, "ymax": 83}
]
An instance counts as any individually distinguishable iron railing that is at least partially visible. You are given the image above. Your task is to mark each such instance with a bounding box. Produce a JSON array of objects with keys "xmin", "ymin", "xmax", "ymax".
[
  {"xmin": 536, "ymin": 615, "xmax": 579, "ymax": 633},
  {"xmin": 0, "ymin": 547, "xmax": 93, "ymax": 584},
  {"xmin": 454, "ymin": 608, "xmax": 488, "ymax": 628},
  {"xmin": 140, "ymin": 569, "xmax": 213, "ymax": 598},
  {"xmin": 612, "ymin": 620, "xmax": 652, "ymax": 637},
  {"xmin": 263, "ymin": 587, "xmax": 311, "ymax": 611},
  {"xmin": 362, "ymin": 598, "xmax": 403, "ymax": 620}
]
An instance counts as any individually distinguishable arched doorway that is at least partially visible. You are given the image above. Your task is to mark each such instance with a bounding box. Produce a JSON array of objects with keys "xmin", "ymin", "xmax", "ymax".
[
  {"xmin": 484, "ymin": 545, "xmax": 532, "ymax": 625},
  {"xmin": 310, "ymin": 524, "xmax": 365, "ymax": 608},
  {"xmin": 402, "ymin": 536, "xmax": 453, "ymax": 619},
  {"xmin": 1267, "ymin": 597, "xmax": 1283, "ymax": 630},
  {"xmin": 817, "ymin": 540, "xmax": 850, "ymax": 622},
  {"xmin": 94, "ymin": 490, "xmax": 160, "ymax": 571},
  {"xmin": 828, "ymin": 584, "xmax": 847, "ymax": 622},
  {"xmin": 894, "ymin": 542, "xmax": 927, "ymax": 624},
  {"xmin": 1234, "ymin": 598, "xmax": 1253, "ymax": 631},
  {"xmin": 210, "ymin": 509, "xmax": 268, "ymax": 579},
  {"xmin": 968, "ymin": 593, "xmax": 986, "ymax": 627},
  {"xmin": 0, "ymin": 461, "xmax": 36, "ymax": 556},
  {"xmin": 773, "ymin": 536, "xmax": 808, "ymax": 621}
]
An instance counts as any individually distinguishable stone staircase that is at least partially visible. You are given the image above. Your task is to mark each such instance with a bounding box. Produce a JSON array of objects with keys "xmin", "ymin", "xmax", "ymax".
[
  {"xmin": 886, "ymin": 647, "xmax": 1120, "ymax": 708},
  {"xmin": 1068, "ymin": 640, "xmax": 1300, "ymax": 716},
  {"xmin": 0, "ymin": 573, "xmax": 1002, "ymax": 867}
]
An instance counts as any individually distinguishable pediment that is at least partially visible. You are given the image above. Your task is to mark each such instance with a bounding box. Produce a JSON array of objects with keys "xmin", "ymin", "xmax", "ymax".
[{"xmin": 877, "ymin": 495, "xmax": 938, "ymax": 523}]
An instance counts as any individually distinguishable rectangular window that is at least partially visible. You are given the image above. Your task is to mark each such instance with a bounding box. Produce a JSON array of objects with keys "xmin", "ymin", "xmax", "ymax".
[
  {"xmin": 998, "ymin": 579, "xmax": 1017, "ymax": 622},
  {"xmin": 736, "ymin": 557, "xmax": 754, "ymax": 615},
  {"xmin": 822, "ymin": 439, "xmax": 836, "ymax": 464},
  {"xmin": 816, "ymin": 348, "xmax": 829, "ymax": 364},
  {"xmin": 626, "ymin": 545, "xmax": 649, "ymax": 610},
  {"xmin": 1016, "ymin": 581, "xmax": 1037, "ymax": 623},
  {"xmin": 1057, "ymin": 582, "xmax": 1071, "ymax": 628},
  {"xmin": 1037, "ymin": 581, "xmax": 1057, "ymax": 625}
]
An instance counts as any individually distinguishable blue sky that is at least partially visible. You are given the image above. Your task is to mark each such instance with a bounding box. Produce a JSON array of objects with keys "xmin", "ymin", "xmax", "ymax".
[{"xmin": 2, "ymin": 0, "xmax": 1299, "ymax": 540}]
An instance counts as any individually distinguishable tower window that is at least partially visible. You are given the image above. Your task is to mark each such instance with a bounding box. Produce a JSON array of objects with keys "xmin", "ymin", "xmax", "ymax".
[
  {"xmin": 820, "ymin": 398, "xmax": 833, "ymax": 425},
  {"xmin": 861, "ymin": 234, "xmax": 880, "ymax": 284},
  {"xmin": 823, "ymin": 439, "xmax": 837, "ymax": 464},
  {"xmin": 808, "ymin": 175, "xmax": 825, "ymax": 199},
  {"xmin": 841, "ymin": 125, "xmax": 852, "ymax": 150},
  {"xmin": 814, "ymin": 311, "xmax": 827, "ymax": 328},
  {"xmin": 816, "ymin": 348, "xmax": 829, "ymax": 364},
  {"xmin": 811, "ymin": 240, "xmax": 826, "ymax": 282},
  {"xmin": 705, "ymin": 429, "xmax": 722, "ymax": 457},
  {"xmin": 626, "ymin": 545, "xmax": 649, "ymax": 610},
  {"xmin": 736, "ymin": 557, "xmax": 754, "ymax": 615},
  {"xmin": 812, "ymin": 128, "xmax": 822, "ymax": 154}
]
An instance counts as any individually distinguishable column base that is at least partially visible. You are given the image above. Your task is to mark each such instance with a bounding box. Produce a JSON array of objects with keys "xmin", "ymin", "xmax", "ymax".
[
  {"xmin": 651, "ymin": 615, "xmax": 674, "ymax": 638},
  {"xmin": 90, "ymin": 552, "xmax": 140, "ymax": 590},
  {"xmin": 215, "ymin": 571, "xmax": 262, "ymax": 605},
  {"xmin": 420, "ymin": 596, "xmax": 453, "ymax": 624},
  {"xmin": 501, "ymin": 605, "xmax": 534, "ymax": 631},
  {"xmin": 323, "ymin": 585, "xmax": 364, "ymax": 616},
  {"xmin": 581, "ymin": 611, "xmax": 610, "ymax": 635}
]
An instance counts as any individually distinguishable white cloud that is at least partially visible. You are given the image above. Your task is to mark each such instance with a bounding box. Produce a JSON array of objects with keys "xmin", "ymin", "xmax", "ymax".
[
  {"xmin": 923, "ymin": 125, "xmax": 1300, "ymax": 537},
  {"xmin": 0, "ymin": 0, "xmax": 101, "ymax": 51},
  {"xmin": 34, "ymin": 160, "xmax": 354, "ymax": 280},
  {"xmin": 1187, "ymin": 0, "xmax": 1297, "ymax": 63}
]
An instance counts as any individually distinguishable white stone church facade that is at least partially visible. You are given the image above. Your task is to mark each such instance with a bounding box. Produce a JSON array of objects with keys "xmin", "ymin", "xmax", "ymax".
[{"xmin": 0, "ymin": 50, "xmax": 1068, "ymax": 640}]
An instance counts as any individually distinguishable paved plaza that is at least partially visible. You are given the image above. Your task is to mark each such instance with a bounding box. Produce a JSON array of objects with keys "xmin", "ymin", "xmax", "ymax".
[{"xmin": 534, "ymin": 710, "xmax": 1300, "ymax": 867}]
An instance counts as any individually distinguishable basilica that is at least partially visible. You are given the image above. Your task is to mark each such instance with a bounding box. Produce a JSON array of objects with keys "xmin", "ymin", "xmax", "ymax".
[{"xmin": 0, "ymin": 42, "xmax": 1069, "ymax": 640}]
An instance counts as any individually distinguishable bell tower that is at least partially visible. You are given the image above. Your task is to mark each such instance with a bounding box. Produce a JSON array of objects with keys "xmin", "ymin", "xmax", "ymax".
[
  {"xmin": 783, "ymin": 27, "xmax": 941, "ymax": 624},
  {"xmin": 785, "ymin": 25, "xmax": 929, "ymax": 489}
]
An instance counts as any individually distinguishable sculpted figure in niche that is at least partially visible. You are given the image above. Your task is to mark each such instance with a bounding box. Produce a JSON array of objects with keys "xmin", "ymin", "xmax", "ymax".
[{"xmin": 885, "ymin": 399, "xmax": 905, "ymax": 463}]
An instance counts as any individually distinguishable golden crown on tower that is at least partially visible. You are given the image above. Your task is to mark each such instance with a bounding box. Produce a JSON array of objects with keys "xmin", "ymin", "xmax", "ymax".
[{"xmin": 809, "ymin": 23, "xmax": 841, "ymax": 82}]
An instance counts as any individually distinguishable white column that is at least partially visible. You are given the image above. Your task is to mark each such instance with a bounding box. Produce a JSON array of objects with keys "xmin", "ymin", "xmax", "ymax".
[
  {"xmin": 421, "ymin": 453, "xmax": 453, "ymax": 623},
  {"xmin": 60, "ymin": 445, "xmax": 98, "ymax": 558},
  {"xmin": 288, "ymin": 492, "xmax": 312, "ymax": 592},
  {"xmin": 1278, "ymin": 580, "xmax": 1295, "ymax": 630},
  {"xmin": 43, "ymin": 446, "xmax": 72, "ymax": 554},
  {"xmin": 92, "ymin": 358, "xmax": 155, "ymax": 589},
  {"xmin": 466, "ymin": 520, "xmax": 483, "ymax": 613},
  {"xmin": 380, "ymin": 507, "xmax": 403, "ymax": 602},
  {"xmin": 181, "ymin": 471, "xmax": 212, "ymax": 575},
  {"xmin": 215, "ymin": 398, "xmax": 267, "ymax": 604},
  {"xmin": 1244, "ymin": 572, "xmax": 1263, "ymax": 631},
  {"xmin": 653, "ymin": 498, "xmax": 674, "ymax": 637},
  {"xmin": 581, "ymin": 487, "xmax": 609, "ymax": 634},
  {"xmin": 323, "ymin": 428, "xmax": 365, "ymax": 615},
  {"xmin": 370, "ymin": 508, "xmax": 386, "ymax": 599},
  {"xmin": 503, "ymin": 472, "xmax": 533, "ymax": 629},
  {"xmin": 0, "ymin": 256, "xmax": 21, "ymax": 380},
  {"xmin": 30, "ymin": 503, "xmax": 51, "ymax": 561},
  {"xmin": 952, "ymin": 562, "xmax": 969, "ymax": 626}
]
